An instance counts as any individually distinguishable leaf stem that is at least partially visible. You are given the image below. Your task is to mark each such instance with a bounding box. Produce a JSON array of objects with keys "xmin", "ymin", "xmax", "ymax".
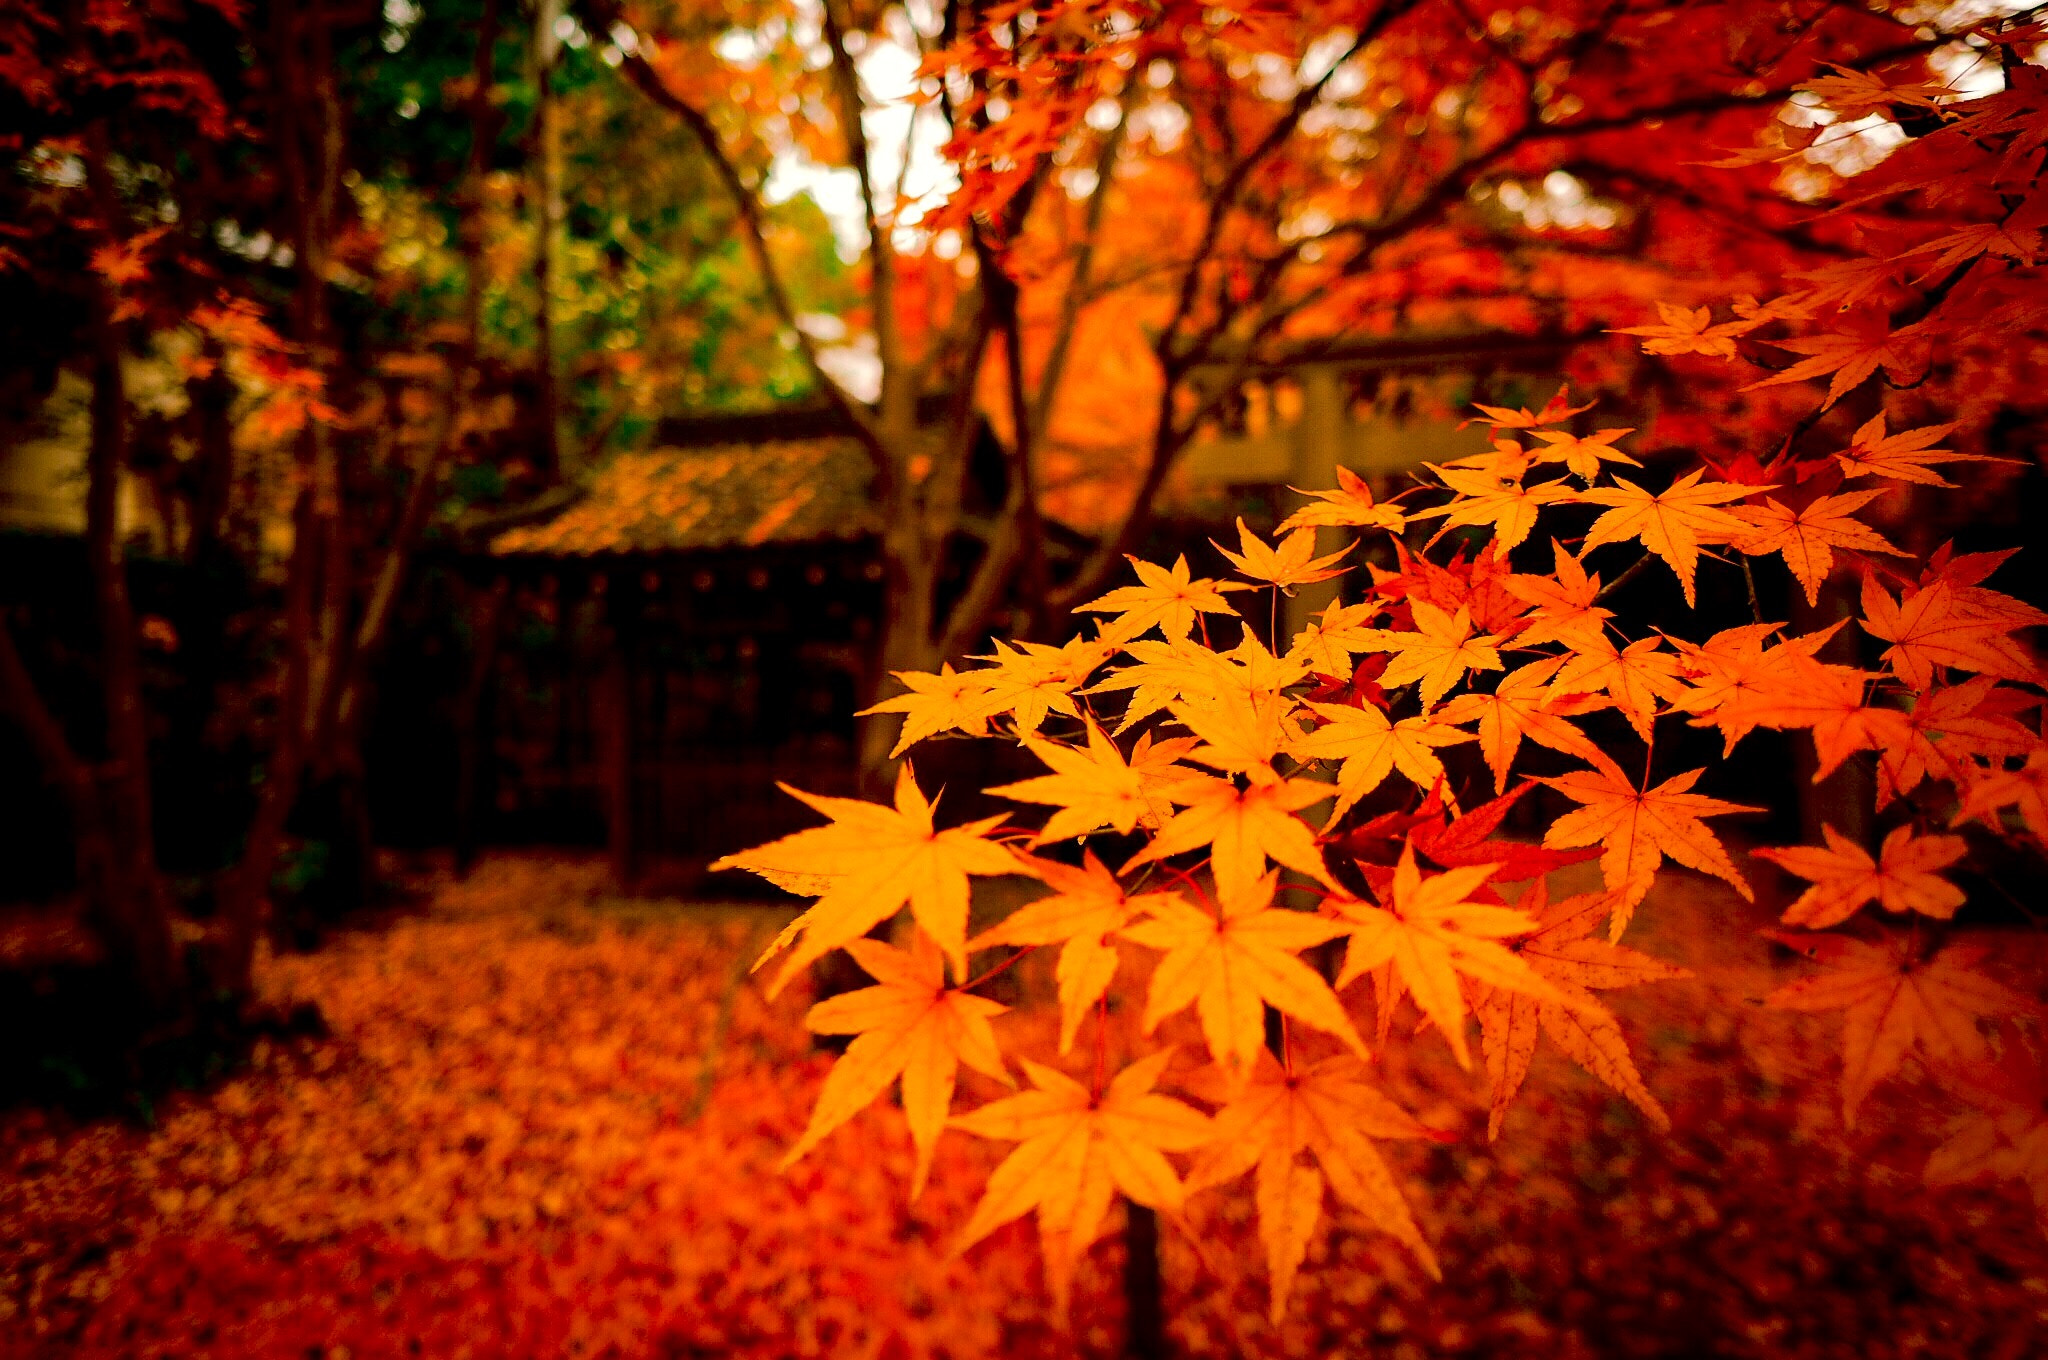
[{"xmin": 963, "ymin": 944, "xmax": 1038, "ymax": 993}]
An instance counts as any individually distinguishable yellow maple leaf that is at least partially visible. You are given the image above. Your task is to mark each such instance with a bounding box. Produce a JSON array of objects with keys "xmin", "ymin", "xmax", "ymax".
[
  {"xmin": 1574, "ymin": 470, "xmax": 1764, "ymax": 607},
  {"xmin": 1277, "ymin": 465, "xmax": 1409, "ymax": 535},
  {"xmin": 1526, "ymin": 426, "xmax": 1641, "ymax": 481},
  {"xmin": 973, "ymin": 852, "xmax": 1185, "ymax": 1053},
  {"xmin": 856, "ymin": 663, "xmax": 994, "ymax": 758},
  {"xmin": 1287, "ymin": 700, "xmax": 1476, "ymax": 824},
  {"xmin": 1331, "ymin": 843, "xmax": 1570, "ymax": 1070},
  {"xmin": 1550, "ymin": 634, "xmax": 1687, "ymax": 741},
  {"xmin": 717, "ymin": 764, "xmax": 1020, "ymax": 995},
  {"xmin": 1755, "ymin": 824, "xmax": 1968, "ymax": 929},
  {"xmin": 1473, "ymin": 880, "xmax": 1689, "ymax": 1140},
  {"xmin": 1169, "ymin": 691, "xmax": 1301, "ymax": 784},
  {"xmin": 1121, "ymin": 871, "xmax": 1364, "ymax": 1075},
  {"xmin": 785, "ymin": 931, "xmax": 1012, "ymax": 1198},
  {"xmin": 1830, "ymin": 414, "xmax": 1998, "ymax": 488},
  {"xmin": 1184, "ymin": 1052, "xmax": 1441, "ymax": 1320},
  {"xmin": 1729, "ymin": 491, "xmax": 1904, "ymax": 605},
  {"xmin": 1361, "ymin": 600, "xmax": 1504, "ymax": 711},
  {"xmin": 1501, "ymin": 540, "xmax": 1613, "ymax": 650},
  {"xmin": 1125, "ymin": 772, "xmax": 1339, "ymax": 904},
  {"xmin": 1437, "ymin": 656, "xmax": 1622, "ymax": 794},
  {"xmin": 1766, "ymin": 933, "xmax": 2033, "ymax": 1126},
  {"xmin": 987, "ymin": 723, "xmax": 1197, "ymax": 844},
  {"xmin": 1611, "ymin": 301, "xmax": 1760, "ymax": 358},
  {"xmin": 1540, "ymin": 766, "xmax": 1757, "ymax": 939},
  {"xmin": 1413, "ymin": 464, "xmax": 1574, "ymax": 557},
  {"xmin": 951, "ymin": 1050, "xmax": 1211, "ymax": 1316},
  {"xmin": 1077, "ymin": 553, "xmax": 1246, "ymax": 642},
  {"xmin": 1212, "ymin": 516, "xmax": 1352, "ymax": 592}
]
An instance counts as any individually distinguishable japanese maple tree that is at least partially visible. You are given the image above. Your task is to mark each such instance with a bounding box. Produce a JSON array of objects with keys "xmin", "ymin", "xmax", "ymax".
[{"xmin": 713, "ymin": 4, "xmax": 2048, "ymax": 1332}]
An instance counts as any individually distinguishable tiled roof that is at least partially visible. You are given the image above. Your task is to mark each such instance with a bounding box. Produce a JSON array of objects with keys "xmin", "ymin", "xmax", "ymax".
[{"xmin": 491, "ymin": 438, "xmax": 878, "ymax": 555}]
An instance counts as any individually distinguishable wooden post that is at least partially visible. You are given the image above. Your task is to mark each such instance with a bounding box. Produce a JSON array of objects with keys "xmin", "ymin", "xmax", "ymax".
[
  {"xmin": 1284, "ymin": 366, "xmax": 1344, "ymax": 644},
  {"xmin": 1124, "ymin": 1200, "xmax": 1168, "ymax": 1360}
]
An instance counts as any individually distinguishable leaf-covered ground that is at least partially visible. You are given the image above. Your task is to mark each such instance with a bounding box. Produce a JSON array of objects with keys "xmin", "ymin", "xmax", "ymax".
[{"xmin": 3, "ymin": 854, "xmax": 2045, "ymax": 1359}]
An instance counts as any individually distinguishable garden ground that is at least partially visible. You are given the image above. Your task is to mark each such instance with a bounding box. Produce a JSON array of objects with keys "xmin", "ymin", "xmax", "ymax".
[{"xmin": 3, "ymin": 854, "xmax": 2046, "ymax": 1359}]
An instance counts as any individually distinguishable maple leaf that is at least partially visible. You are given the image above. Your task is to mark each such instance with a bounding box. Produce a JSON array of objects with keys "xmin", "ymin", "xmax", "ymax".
[
  {"xmin": 1287, "ymin": 701, "xmax": 1475, "ymax": 824},
  {"xmin": 1574, "ymin": 470, "xmax": 1762, "ymax": 607},
  {"xmin": 857, "ymin": 663, "xmax": 994, "ymax": 758},
  {"xmin": 714, "ymin": 765, "xmax": 1019, "ymax": 995},
  {"xmin": 1077, "ymin": 554, "xmax": 1246, "ymax": 642},
  {"xmin": 1169, "ymin": 691, "xmax": 1301, "ymax": 783},
  {"xmin": 1745, "ymin": 313, "xmax": 1928, "ymax": 409},
  {"xmin": 1212, "ymin": 517, "xmax": 1352, "ymax": 592},
  {"xmin": 1277, "ymin": 465, "xmax": 1408, "ymax": 535},
  {"xmin": 785, "ymin": 932, "xmax": 1012, "ymax": 1198},
  {"xmin": 1876, "ymin": 677, "xmax": 2040, "ymax": 807},
  {"xmin": 1287, "ymin": 601, "xmax": 1392, "ymax": 675},
  {"xmin": 1611, "ymin": 302, "xmax": 1759, "ymax": 358},
  {"xmin": 1754, "ymin": 825, "xmax": 1968, "ymax": 929},
  {"xmin": 1475, "ymin": 880, "xmax": 1689, "ymax": 1140},
  {"xmin": 1550, "ymin": 633, "xmax": 1688, "ymax": 742},
  {"xmin": 1801, "ymin": 63, "xmax": 1949, "ymax": 115},
  {"xmin": 1368, "ymin": 539, "xmax": 1530, "ymax": 637},
  {"xmin": 1413, "ymin": 464, "xmax": 1573, "ymax": 556},
  {"xmin": 1185, "ymin": 1052, "xmax": 1441, "ymax": 1320},
  {"xmin": 1466, "ymin": 386, "xmax": 1595, "ymax": 429},
  {"xmin": 1830, "ymin": 415, "xmax": 1994, "ymax": 488},
  {"xmin": 1860, "ymin": 576, "xmax": 2044, "ymax": 690},
  {"xmin": 1092, "ymin": 633, "xmax": 1306, "ymax": 734},
  {"xmin": 973, "ymin": 852, "xmax": 1184, "ymax": 1053},
  {"xmin": 1526, "ymin": 427, "xmax": 1641, "ymax": 481},
  {"xmin": 1122, "ymin": 871, "xmax": 1364, "ymax": 1075},
  {"xmin": 1541, "ymin": 767, "xmax": 1758, "ymax": 938},
  {"xmin": 1437, "ymin": 656, "xmax": 1622, "ymax": 794},
  {"xmin": 988, "ymin": 723, "xmax": 1197, "ymax": 844},
  {"xmin": 1666, "ymin": 622, "xmax": 1841, "ymax": 754},
  {"xmin": 1956, "ymin": 745, "xmax": 2048, "ymax": 847},
  {"xmin": 1359, "ymin": 600, "xmax": 1504, "ymax": 711},
  {"xmin": 1501, "ymin": 541, "xmax": 1613, "ymax": 650},
  {"xmin": 1125, "ymin": 772, "xmax": 1340, "ymax": 904},
  {"xmin": 1335, "ymin": 781, "xmax": 1599, "ymax": 886},
  {"xmin": 1331, "ymin": 842, "xmax": 1571, "ymax": 1070},
  {"xmin": 1729, "ymin": 491, "xmax": 1904, "ymax": 606},
  {"xmin": 1716, "ymin": 653, "xmax": 1913, "ymax": 781},
  {"xmin": 951, "ymin": 1050, "xmax": 1211, "ymax": 1317},
  {"xmin": 1925, "ymin": 1042, "xmax": 2048, "ymax": 1228},
  {"xmin": 970, "ymin": 637, "xmax": 1108, "ymax": 735},
  {"xmin": 1765, "ymin": 932, "xmax": 2033, "ymax": 1126}
]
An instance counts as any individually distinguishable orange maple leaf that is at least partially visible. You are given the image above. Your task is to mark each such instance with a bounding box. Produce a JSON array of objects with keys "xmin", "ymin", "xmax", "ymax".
[
  {"xmin": 1359, "ymin": 600, "xmax": 1505, "ymax": 711},
  {"xmin": 1860, "ymin": 575, "xmax": 2044, "ymax": 689},
  {"xmin": 1185, "ymin": 1052, "xmax": 1441, "ymax": 1320},
  {"xmin": 1729, "ymin": 490, "xmax": 1904, "ymax": 606},
  {"xmin": 1474, "ymin": 879, "xmax": 1689, "ymax": 1139},
  {"xmin": 973, "ymin": 852, "xmax": 1183, "ymax": 1053},
  {"xmin": 1212, "ymin": 517, "xmax": 1352, "ymax": 592},
  {"xmin": 951, "ymin": 1050, "xmax": 1211, "ymax": 1316},
  {"xmin": 1830, "ymin": 414, "xmax": 1999, "ymax": 488},
  {"xmin": 857, "ymin": 663, "xmax": 993, "ymax": 758},
  {"xmin": 1287, "ymin": 701, "xmax": 1475, "ymax": 824},
  {"xmin": 1766, "ymin": 932, "xmax": 2033, "ymax": 1126},
  {"xmin": 1122, "ymin": 871, "xmax": 1364, "ymax": 1075},
  {"xmin": 784, "ymin": 931, "xmax": 1012, "ymax": 1198},
  {"xmin": 1575, "ymin": 470, "xmax": 1764, "ymax": 607},
  {"xmin": 1501, "ymin": 540, "xmax": 1613, "ymax": 650},
  {"xmin": 988, "ymin": 723, "xmax": 1196, "ymax": 844},
  {"xmin": 1278, "ymin": 465, "xmax": 1408, "ymax": 535},
  {"xmin": 1611, "ymin": 302, "xmax": 1760, "ymax": 358},
  {"xmin": 1754, "ymin": 825, "xmax": 1968, "ymax": 928},
  {"xmin": 1331, "ymin": 843, "xmax": 1572, "ymax": 1070},
  {"xmin": 1125, "ymin": 771, "xmax": 1339, "ymax": 906},
  {"xmin": 1526, "ymin": 427, "xmax": 1642, "ymax": 481},
  {"xmin": 1717, "ymin": 654, "xmax": 1913, "ymax": 781},
  {"xmin": 1550, "ymin": 634, "xmax": 1688, "ymax": 742},
  {"xmin": 1437, "ymin": 656, "xmax": 1622, "ymax": 794},
  {"xmin": 714, "ymin": 764, "xmax": 1019, "ymax": 994},
  {"xmin": 1746, "ymin": 313, "xmax": 1929, "ymax": 409},
  {"xmin": 1541, "ymin": 767, "xmax": 1758, "ymax": 938},
  {"xmin": 1413, "ymin": 464, "xmax": 1574, "ymax": 556},
  {"xmin": 1077, "ymin": 553, "xmax": 1246, "ymax": 641}
]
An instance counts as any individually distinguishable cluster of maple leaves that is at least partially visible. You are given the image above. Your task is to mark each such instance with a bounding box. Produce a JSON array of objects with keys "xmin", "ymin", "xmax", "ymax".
[{"xmin": 717, "ymin": 342, "xmax": 2048, "ymax": 1318}]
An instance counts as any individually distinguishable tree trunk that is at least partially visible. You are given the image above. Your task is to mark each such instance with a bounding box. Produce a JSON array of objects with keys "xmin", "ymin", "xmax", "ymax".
[{"xmin": 1124, "ymin": 1200, "xmax": 1168, "ymax": 1360}]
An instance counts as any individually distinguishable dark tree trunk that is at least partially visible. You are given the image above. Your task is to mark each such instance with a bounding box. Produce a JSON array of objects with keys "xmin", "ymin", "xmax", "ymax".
[{"xmin": 1124, "ymin": 1200, "xmax": 1168, "ymax": 1360}]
